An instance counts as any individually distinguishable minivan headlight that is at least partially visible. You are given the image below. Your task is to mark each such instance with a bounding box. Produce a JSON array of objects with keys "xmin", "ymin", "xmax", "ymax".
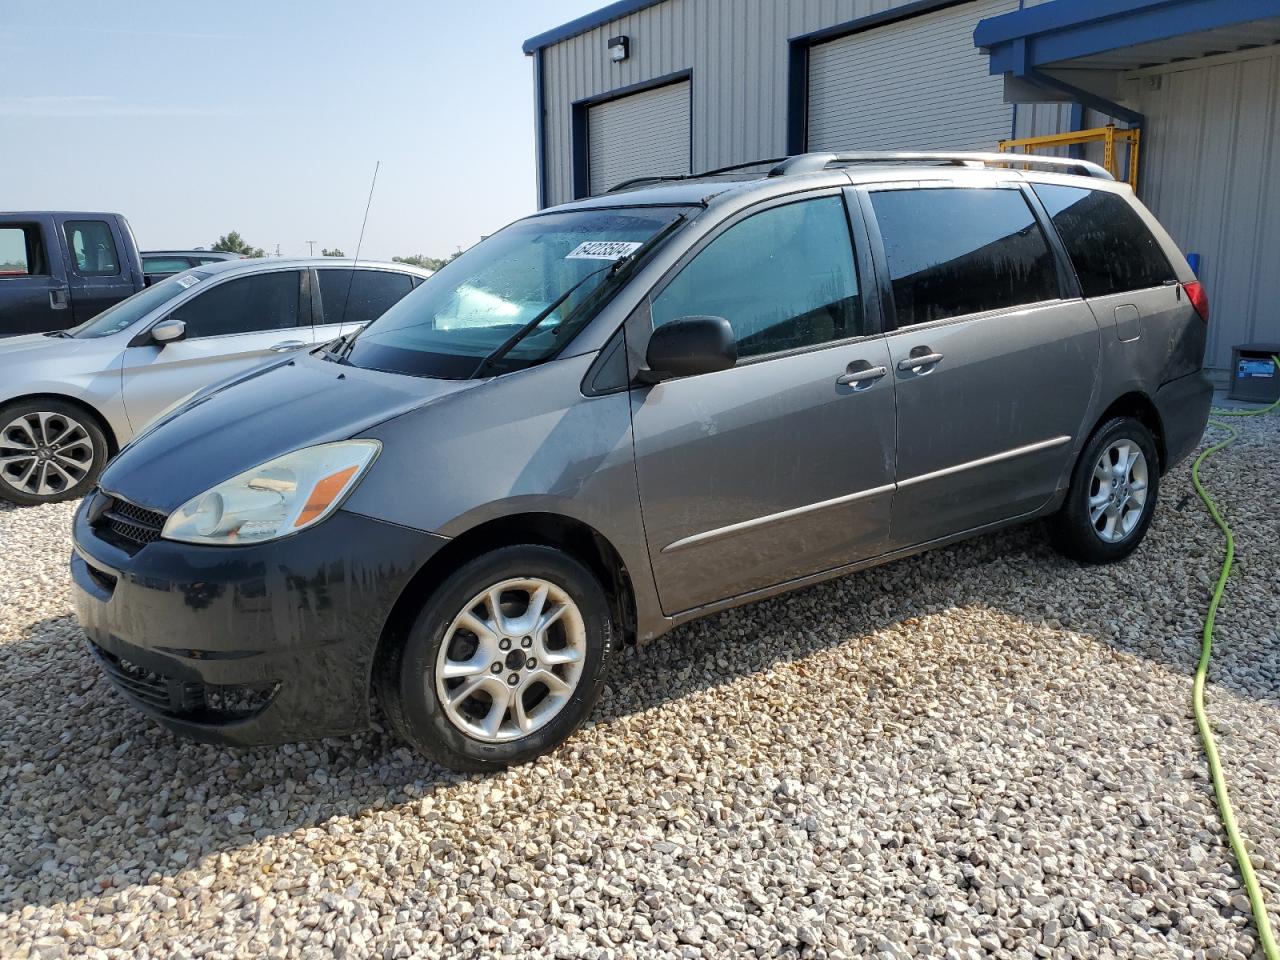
[{"xmin": 161, "ymin": 440, "xmax": 380, "ymax": 545}]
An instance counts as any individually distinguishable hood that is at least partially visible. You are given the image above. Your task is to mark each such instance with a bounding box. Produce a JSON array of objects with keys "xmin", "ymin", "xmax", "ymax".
[
  {"xmin": 0, "ymin": 332, "xmax": 93, "ymax": 363},
  {"xmin": 99, "ymin": 353, "xmax": 479, "ymax": 513}
]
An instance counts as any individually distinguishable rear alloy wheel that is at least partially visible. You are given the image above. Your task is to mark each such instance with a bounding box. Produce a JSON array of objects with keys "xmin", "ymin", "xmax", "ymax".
[
  {"xmin": 0, "ymin": 401, "xmax": 108, "ymax": 506},
  {"xmin": 1051, "ymin": 416, "xmax": 1160, "ymax": 564},
  {"xmin": 378, "ymin": 544, "xmax": 616, "ymax": 771}
]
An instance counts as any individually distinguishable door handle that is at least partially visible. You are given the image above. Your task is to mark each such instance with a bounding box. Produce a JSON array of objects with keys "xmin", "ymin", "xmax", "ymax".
[
  {"xmin": 897, "ymin": 351, "xmax": 944, "ymax": 372},
  {"xmin": 269, "ymin": 340, "xmax": 307, "ymax": 352},
  {"xmin": 49, "ymin": 289, "xmax": 69, "ymax": 310},
  {"xmin": 836, "ymin": 364, "xmax": 887, "ymax": 387}
]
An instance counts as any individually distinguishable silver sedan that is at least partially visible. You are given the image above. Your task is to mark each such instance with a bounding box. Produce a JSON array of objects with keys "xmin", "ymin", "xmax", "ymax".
[{"xmin": 0, "ymin": 257, "xmax": 429, "ymax": 505}]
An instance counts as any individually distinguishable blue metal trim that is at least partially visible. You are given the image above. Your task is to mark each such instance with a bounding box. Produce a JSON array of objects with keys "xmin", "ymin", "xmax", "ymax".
[
  {"xmin": 785, "ymin": 39, "xmax": 809, "ymax": 154},
  {"xmin": 1067, "ymin": 102, "xmax": 1085, "ymax": 160},
  {"xmin": 523, "ymin": 0, "xmax": 664, "ymax": 55},
  {"xmin": 977, "ymin": 0, "xmax": 1280, "ymax": 72},
  {"xmin": 533, "ymin": 49, "xmax": 548, "ymax": 209}
]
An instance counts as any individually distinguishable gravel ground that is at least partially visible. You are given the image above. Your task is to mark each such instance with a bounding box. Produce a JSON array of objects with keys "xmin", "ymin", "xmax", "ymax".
[{"xmin": 2, "ymin": 414, "xmax": 1278, "ymax": 960}]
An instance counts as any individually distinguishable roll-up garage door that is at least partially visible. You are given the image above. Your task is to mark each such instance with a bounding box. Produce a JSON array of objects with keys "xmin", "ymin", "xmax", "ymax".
[
  {"xmin": 588, "ymin": 80, "xmax": 691, "ymax": 195},
  {"xmin": 807, "ymin": 0, "xmax": 1016, "ymax": 152}
]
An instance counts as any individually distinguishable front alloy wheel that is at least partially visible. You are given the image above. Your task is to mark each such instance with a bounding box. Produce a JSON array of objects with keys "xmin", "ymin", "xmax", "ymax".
[
  {"xmin": 0, "ymin": 401, "xmax": 108, "ymax": 506},
  {"xmin": 378, "ymin": 544, "xmax": 616, "ymax": 771},
  {"xmin": 435, "ymin": 578, "xmax": 587, "ymax": 742}
]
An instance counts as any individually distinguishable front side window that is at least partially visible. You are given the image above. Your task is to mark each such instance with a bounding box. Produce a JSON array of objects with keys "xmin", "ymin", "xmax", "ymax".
[
  {"xmin": 343, "ymin": 206, "xmax": 688, "ymax": 379},
  {"xmin": 869, "ymin": 187, "xmax": 1060, "ymax": 327},
  {"xmin": 651, "ymin": 196, "xmax": 862, "ymax": 359},
  {"xmin": 171, "ymin": 270, "xmax": 301, "ymax": 338},
  {"xmin": 63, "ymin": 220, "xmax": 120, "ymax": 276},
  {"xmin": 70, "ymin": 272, "xmax": 211, "ymax": 339},
  {"xmin": 0, "ymin": 225, "xmax": 47, "ymax": 277},
  {"xmin": 317, "ymin": 269, "xmax": 414, "ymax": 328},
  {"xmin": 1034, "ymin": 184, "xmax": 1175, "ymax": 298}
]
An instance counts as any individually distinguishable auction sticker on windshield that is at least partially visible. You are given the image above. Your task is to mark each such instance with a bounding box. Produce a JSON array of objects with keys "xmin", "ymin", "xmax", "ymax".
[
  {"xmin": 565, "ymin": 241, "xmax": 643, "ymax": 261},
  {"xmin": 175, "ymin": 274, "xmax": 200, "ymax": 289}
]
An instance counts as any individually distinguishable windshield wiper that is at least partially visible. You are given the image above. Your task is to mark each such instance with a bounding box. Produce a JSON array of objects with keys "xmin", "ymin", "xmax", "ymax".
[
  {"xmin": 321, "ymin": 330, "xmax": 359, "ymax": 363},
  {"xmin": 469, "ymin": 214, "xmax": 687, "ymax": 379},
  {"xmin": 44, "ymin": 330, "xmax": 72, "ymax": 339}
]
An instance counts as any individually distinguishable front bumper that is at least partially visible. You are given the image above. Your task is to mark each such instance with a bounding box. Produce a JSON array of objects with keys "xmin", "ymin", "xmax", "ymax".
[
  {"xmin": 71, "ymin": 500, "xmax": 448, "ymax": 746},
  {"xmin": 1155, "ymin": 370, "xmax": 1214, "ymax": 470}
]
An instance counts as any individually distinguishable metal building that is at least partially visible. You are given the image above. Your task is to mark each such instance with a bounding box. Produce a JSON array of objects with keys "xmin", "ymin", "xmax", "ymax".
[{"xmin": 524, "ymin": 0, "xmax": 1280, "ymax": 377}]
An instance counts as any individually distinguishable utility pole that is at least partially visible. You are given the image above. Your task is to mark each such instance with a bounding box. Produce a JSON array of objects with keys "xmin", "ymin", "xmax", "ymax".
[
  {"xmin": 306, "ymin": 240, "xmax": 315, "ymax": 257},
  {"xmin": 275, "ymin": 243, "xmax": 281, "ymax": 258}
]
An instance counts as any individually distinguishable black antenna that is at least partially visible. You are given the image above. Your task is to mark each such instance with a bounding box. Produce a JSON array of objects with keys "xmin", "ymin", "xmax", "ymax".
[{"xmin": 340, "ymin": 160, "xmax": 380, "ymax": 327}]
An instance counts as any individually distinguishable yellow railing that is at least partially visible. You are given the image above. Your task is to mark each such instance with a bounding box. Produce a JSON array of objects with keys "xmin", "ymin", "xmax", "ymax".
[{"xmin": 998, "ymin": 124, "xmax": 1141, "ymax": 189}]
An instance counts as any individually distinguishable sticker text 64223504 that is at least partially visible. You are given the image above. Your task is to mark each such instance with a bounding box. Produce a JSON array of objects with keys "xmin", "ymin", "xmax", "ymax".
[{"xmin": 565, "ymin": 241, "xmax": 644, "ymax": 261}]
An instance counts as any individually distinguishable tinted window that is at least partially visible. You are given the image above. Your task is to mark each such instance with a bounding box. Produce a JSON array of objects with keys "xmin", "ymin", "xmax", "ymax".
[
  {"xmin": 71, "ymin": 272, "xmax": 211, "ymax": 339},
  {"xmin": 318, "ymin": 269, "xmax": 414, "ymax": 327},
  {"xmin": 0, "ymin": 225, "xmax": 46, "ymax": 277},
  {"xmin": 64, "ymin": 220, "xmax": 120, "ymax": 276},
  {"xmin": 172, "ymin": 270, "xmax": 300, "ymax": 338},
  {"xmin": 652, "ymin": 196, "xmax": 862, "ymax": 359},
  {"xmin": 1034, "ymin": 184, "xmax": 1175, "ymax": 297},
  {"xmin": 870, "ymin": 188, "xmax": 1059, "ymax": 327},
  {"xmin": 143, "ymin": 257, "xmax": 194, "ymax": 273}
]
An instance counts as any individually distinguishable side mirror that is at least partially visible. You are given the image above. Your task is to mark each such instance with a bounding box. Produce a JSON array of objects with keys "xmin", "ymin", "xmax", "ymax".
[
  {"xmin": 150, "ymin": 318, "xmax": 187, "ymax": 345},
  {"xmin": 641, "ymin": 316, "xmax": 737, "ymax": 383}
]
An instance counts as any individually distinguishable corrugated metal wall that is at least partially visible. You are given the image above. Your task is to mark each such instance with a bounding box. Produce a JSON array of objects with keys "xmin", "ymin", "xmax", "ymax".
[
  {"xmin": 539, "ymin": 0, "xmax": 1029, "ymax": 207},
  {"xmin": 1135, "ymin": 47, "xmax": 1280, "ymax": 371}
]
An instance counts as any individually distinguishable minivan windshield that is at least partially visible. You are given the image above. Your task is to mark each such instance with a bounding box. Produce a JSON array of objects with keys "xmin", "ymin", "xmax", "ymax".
[
  {"xmin": 69, "ymin": 271, "xmax": 210, "ymax": 339},
  {"xmin": 340, "ymin": 206, "xmax": 690, "ymax": 379}
]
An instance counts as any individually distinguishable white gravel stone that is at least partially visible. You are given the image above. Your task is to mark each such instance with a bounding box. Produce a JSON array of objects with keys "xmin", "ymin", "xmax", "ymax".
[{"xmin": 1, "ymin": 416, "xmax": 1278, "ymax": 959}]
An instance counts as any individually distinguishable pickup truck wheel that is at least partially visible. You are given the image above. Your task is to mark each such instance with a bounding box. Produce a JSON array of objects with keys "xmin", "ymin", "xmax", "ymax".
[
  {"xmin": 377, "ymin": 544, "xmax": 617, "ymax": 772},
  {"xmin": 1051, "ymin": 416, "xmax": 1160, "ymax": 564},
  {"xmin": 0, "ymin": 400, "xmax": 108, "ymax": 506}
]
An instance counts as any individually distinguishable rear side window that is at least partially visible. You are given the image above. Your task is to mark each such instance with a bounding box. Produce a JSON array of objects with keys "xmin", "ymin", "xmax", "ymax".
[
  {"xmin": 172, "ymin": 270, "xmax": 301, "ymax": 338},
  {"xmin": 0, "ymin": 225, "xmax": 47, "ymax": 277},
  {"xmin": 317, "ymin": 269, "xmax": 414, "ymax": 327},
  {"xmin": 64, "ymin": 220, "xmax": 120, "ymax": 276},
  {"xmin": 1034, "ymin": 184, "xmax": 1175, "ymax": 297},
  {"xmin": 143, "ymin": 257, "xmax": 194, "ymax": 274},
  {"xmin": 869, "ymin": 187, "xmax": 1059, "ymax": 327},
  {"xmin": 652, "ymin": 195, "xmax": 863, "ymax": 360}
]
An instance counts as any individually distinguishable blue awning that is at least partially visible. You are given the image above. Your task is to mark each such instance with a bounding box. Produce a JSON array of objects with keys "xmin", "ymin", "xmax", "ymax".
[{"xmin": 975, "ymin": 0, "xmax": 1280, "ymax": 75}]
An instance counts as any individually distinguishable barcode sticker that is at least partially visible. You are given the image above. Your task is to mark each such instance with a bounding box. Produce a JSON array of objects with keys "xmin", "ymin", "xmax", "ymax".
[
  {"xmin": 175, "ymin": 274, "xmax": 200, "ymax": 288},
  {"xmin": 565, "ymin": 240, "xmax": 643, "ymax": 261}
]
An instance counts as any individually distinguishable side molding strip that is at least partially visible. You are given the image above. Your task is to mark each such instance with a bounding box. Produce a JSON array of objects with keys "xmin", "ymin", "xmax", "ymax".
[
  {"xmin": 661, "ymin": 483, "xmax": 896, "ymax": 554},
  {"xmin": 660, "ymin": 435, "xmax": 1071, "ymax": 556},
  {"xmin": 897, "ymin": 435, "xmax": 1072, "ymax": 488}
]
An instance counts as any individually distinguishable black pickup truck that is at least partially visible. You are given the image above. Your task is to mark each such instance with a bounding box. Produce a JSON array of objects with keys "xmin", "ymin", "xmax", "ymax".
[{"xmin": 0, "ymin": 212, "xmax": 146, "ymax": 336}]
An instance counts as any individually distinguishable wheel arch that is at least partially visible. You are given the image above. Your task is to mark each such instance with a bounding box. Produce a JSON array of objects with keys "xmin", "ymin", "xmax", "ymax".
[
  {"xmin": 371, "ymin": 511, "xmax": 638, "ymax": 702},
  {"xmin": 1088, "ymin": 391, "xmax": 1166, "ymax": 471},
  {"xmin": 0, "ymin": 392, "xmax": 121, "ymax": 456}
]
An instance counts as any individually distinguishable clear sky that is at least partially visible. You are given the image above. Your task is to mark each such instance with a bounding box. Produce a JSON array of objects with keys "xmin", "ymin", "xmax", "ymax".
[{"xmin": 0, "ymin": 1, "xmax": 603, "ymax": 261}]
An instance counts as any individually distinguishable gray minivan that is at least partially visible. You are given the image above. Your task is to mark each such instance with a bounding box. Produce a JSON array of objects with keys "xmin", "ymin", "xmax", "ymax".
[{"xmin": 71, "ymin": 153, "xmax": 1211, "ymax": 772}]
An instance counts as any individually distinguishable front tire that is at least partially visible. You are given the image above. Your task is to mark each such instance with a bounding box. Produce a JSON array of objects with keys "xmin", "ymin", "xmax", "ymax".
[
  {"xmin": 0, "ymin": 399, "xmax": 109, "ymax": 506},
  {"xmin": 377, "ymin": 544, "xmax": 617, "ymax": 772},
  {"xmin": 1051, "ymin": 416, "xmax": 1160, "ymax": 563}
]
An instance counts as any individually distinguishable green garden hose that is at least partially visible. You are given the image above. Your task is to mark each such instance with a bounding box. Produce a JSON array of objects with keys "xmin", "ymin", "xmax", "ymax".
[{"xmin": 1189, "ymin": 355, "xmax": 1280, "ymax": 960}]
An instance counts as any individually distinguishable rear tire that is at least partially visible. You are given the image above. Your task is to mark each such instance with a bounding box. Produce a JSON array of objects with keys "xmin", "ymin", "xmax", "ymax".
[
  {"xmin": 377, "ymin": 544, "xmax": 617, "ymax": 772},
  {"xmin": 1051, "ymin": 416, "xmax": 1160, "ymax": 564},
  {"xmin": 0, "ymin": 399, "xmax": 109, "ymax": 506}
]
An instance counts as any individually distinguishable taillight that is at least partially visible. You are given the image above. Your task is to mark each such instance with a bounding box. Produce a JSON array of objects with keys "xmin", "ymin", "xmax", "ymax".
[{"xmin": 1183, "ymin": 280, "xmax": 1209, "ymax": 323}]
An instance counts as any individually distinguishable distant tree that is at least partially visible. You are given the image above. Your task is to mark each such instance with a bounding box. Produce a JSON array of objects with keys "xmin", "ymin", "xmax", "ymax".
[
  {"xmin": 321, "ymin": 247, "xmax": 345, "ymax": 257},
  {"xmin": 211, "ymin": 231, "xmax": 265, "ymax": 259},
  {"xmin": 393, "ymin": 253, "xmax": 445, "ymax": 271}
]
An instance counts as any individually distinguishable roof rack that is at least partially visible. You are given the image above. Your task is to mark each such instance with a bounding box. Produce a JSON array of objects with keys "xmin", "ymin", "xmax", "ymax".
[
  {"xmin": 601, "ymin": 151, "xmax": 1113, "ymax": 196},
  {"xmin": 606, "ymin": 157, "xmax": 790, "ymax": 194},
  {"xmin": 768, "ymin": 151, "xmax": 1114, "ymax": 180}
]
